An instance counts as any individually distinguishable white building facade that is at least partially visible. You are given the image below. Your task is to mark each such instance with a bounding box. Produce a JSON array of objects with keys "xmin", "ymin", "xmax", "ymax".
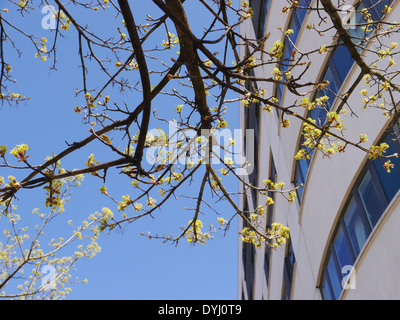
[{"xmin": 238, "ymin": 0, "xmax": 400, "ymax": 300}]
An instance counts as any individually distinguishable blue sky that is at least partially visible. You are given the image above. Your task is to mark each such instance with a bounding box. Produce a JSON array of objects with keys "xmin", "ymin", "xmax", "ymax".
[{"xmin": 0, "ymin": 1, "xmax": 240, "ymax": 299}]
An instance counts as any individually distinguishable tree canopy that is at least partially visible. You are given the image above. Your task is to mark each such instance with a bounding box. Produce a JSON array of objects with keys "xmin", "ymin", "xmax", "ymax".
[{"xmin": 0, "ymin": 0, "xmax": 399, "ymax": 299}]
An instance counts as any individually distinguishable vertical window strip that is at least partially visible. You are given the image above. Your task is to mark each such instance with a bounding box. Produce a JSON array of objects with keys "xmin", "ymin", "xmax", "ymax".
[
  {"xmin": 293, "ymin": 0, "xmax": 394, "ymax": 203},
  {"xmin": 264, "ymin": 156, "xmax": 276, "ymax": 287},
  {"xmin": 242, "ymin": 196, "xmax": 255, "ymax": 299},
  {"xmin": 250, "ymin": 0, "xmax": 271, "ymax": 40},
  {"xmin": 282, "ymin": 237, "xmax": 296, "ymax": 300},
  {"xmin": 244, "ymin": 67, "xmax": 260, "ymax": 209},
  {"xmin": 242, "ymin": 46, "xmax": 261, "ymax": 300},
  {"xmin": 274, "ymin": 0, "xmax": 311, "ymax": 112}
]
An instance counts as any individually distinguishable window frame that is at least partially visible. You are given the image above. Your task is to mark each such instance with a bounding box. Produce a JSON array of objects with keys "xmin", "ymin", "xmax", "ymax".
[
  {"xmin": 264, "ymin": 155, "xmax": 277, "ymax": 288},
  {"xmin": 320, "ymin": 121, "xmax": 400, "ymax": 300},
  {"xmin": 282, "ymin": 237, "xmax": 296, "ymax": 300}
]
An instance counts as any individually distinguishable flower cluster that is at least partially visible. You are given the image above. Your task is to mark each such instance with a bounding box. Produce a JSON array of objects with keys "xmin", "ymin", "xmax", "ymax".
[
  {"xmin": 269, "ymin": 223, "xmax": 290, "ymax": 248},
  {"xmin": 10, "ymin": 144, "xmax": 30, "ymax": 162},
  {"xmin": 368, "ymin": 142, "xmax": 390, "ymax": 160},
  {"xmin": 99, "ymin": 207, "xmax": 114, "ymax": 231},
  {"xmin": 269, "ymin": 40, "xmax": 284, "ymax": 58},
  {"xmin": 162, "ymin": 32, "xmax": 179, "ymax": 49},
  {"xmin": 185, "ymin": 220, "xmax": 212, "ymax": 244}
]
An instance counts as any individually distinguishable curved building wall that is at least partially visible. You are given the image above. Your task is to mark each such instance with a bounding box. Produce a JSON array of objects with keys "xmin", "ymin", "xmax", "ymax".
[
  {"xmin": 238, "ymin": 0, "xmax": 400, "ymax": 300},
  {"xmin": 342, "ymin": 196, "xmax": 400, "ymax": 299}
]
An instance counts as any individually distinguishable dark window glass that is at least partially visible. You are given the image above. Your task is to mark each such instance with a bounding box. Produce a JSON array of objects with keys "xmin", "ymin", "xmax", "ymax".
[
  {"xmin": 322, "ymin": 90, "xmax": 336, "ymax": 112},
  {"xmin": 242, "ymin": 198, "xmax": 255, "ymax": 299},
  {"xmin": 264, "ymin": 158, "xmax": 276, "ymax": 286},
  {"xmin": 295, "ymin": 162, "xmax": 304, "ymax": 198},
  {"xmin": 294, "ymin": 137, "xmax": 312, "ymax": 200},
  {"xmin": 258, "ymin": 0, "xmax": 271, "ymax": 38},
  {"xmin": 367, "ymin": 0, "xmax": 391, "ymax": 21},
  {"xmin": 274, "ymin": 0, "xmax": 310, "ymax": 118},
  {"xmin": 323, "ymin": 67, "xmax": 340, "ymax": 98},
  {"xmin": 357, "ymin": 170, "xmax": 387, "ymax": 228},
  {"xmin": 347, "ymin": 2, "xmax": 368, "ymax": 39},
  {"xmin": 282, "ymin": 239, "xmax": 295, "ymax": 300},
  {"xmin": 321, "ymin": 272, "xmax": 334, "ymax": 300},
  {"xmin": 267, "ymin": 159, "xmax": 276, "ymax": 228},
  {"xmin": 333, "ymin": 226, "xmax": 355, "ymax": 272},
  {"xmin": 326, "ymin": 255, "xmax": 342, "ymax": 300},
  {"xmin": 295, "ymin": 0, "xmax": 309, "ymax": 23},
  {"xmin": 282, "ymin": 282, "xmax": 290, "ymax": 300},
  {"xmin": 282, "ymin": 41, "xmax": 294, "ymax": 72},
  {"xmin": 276, "ymin": 84, "xmax": 283, "ymax": 119},
  {"xmin": 244, "ymin": 69, "xmax": 260, "ymax": 210},
  {"xmin": 343, "ymin": 197, "xmax": 370, "ymax": 256},
  {"xmin": 310, "ymin": 89, "xmax": 329, "ymax": 124},
  {"xmin": 393, "ymin": 123, "xmax": 399, "ymax": 134},
  {"xmin": 242, "ymin": 198, "xmax": 249, "ymax": 271},
  {"xmin": 251, "ymin": 0, "xmax": 272, "ymax": 39},
  {"xmin": 291, "ymin": 14, "xmax": 301, "ymax": 38},
  {"xmin": 331, "ymin": 45, "xmax": 354, "ymax": 83},
  {"xmin": 372, "ymin": 131, "xmax": 400, "ymax": 202},
  {"xmin": 264, "ymin": 246, "xmax": 272, "ymax": 286},
  {"xmin": 311, "ymin": 104, "xmax": 328, "ymax": 125},
  {"xmin": 299, "ymin": 156, "xmax": 310, "ymax": 179},
  {"xmin": 287, "ymin": 247, "xmax": 295, "ymax": 274},
  {"xmin": 249, "ymin": 0, "xmax": 261, "ymax": 38}
]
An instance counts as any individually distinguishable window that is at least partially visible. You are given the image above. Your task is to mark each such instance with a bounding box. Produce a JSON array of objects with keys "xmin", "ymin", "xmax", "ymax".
[
  {"xmin": 294, "ymin": 151, "xmax": 311, "ymax": 199},
  {"xmin": 242, "ymin": 197, "xmax": 255, "ymax": 299},
  {"xmin": 250, "ymin": 0, "xmax": 271, "ymax": 39},
  {"xmin": 357, "ymin": 170, "xmax": 387, "ymax": 227},
  {"xmin": 294, "ymin": 162, "xmax": 304, "ymax": 199},
  {"xmin": 274, "ymin": 0, "xmax": 311, "ymax": 109},
  {"xmin": 282, "ymin": 237, "xmax": 296, "ymax": 300},
  {"xmin": 244, "ymin": 68, "xmax": 260, "ymax": 210},
  {"xmin": 293, "ymin": 0, "xmax": 394, "ymax": 203},
  {"xmin": 321, "ymin": 121, "xmax": 400, "ymax": 300},
  {"xmin": 366, "ymin": 0, "xmax": 392, "ymax": 21},
  {"xmin": 347, "ymin": 0, "xmax": 391, "ymax": 40},
  {"xmin": 343, "ymin": 197, "xmax": 370, "ymax": 257},
  {"xmin": 331, "ymin": 45, "xmax": 353, "ymax": 84},
  {"xmin": 294, "ymin": 54, "xmax": 348, "ymax": 202},
  {"xmin": 332, "ymin": 226, "xmax": 355, "ymax": 272},
  {"xmin": 321, "ymin": 270, "xmax": 335, "ymax": 300},
  {"xmin": 324, "ymin": 254, "xmax": 342, "ymax": 299},
  {"xmin": 371, "ymin": 126, "xmax": 400, "ymax": 200},
  {"xmin": 264, "ymin": 157, "xmax": 276, "ymax": 286},
  {"xmin": 241, "ymin": 50, "xmax": 262, "ymax": 300}
]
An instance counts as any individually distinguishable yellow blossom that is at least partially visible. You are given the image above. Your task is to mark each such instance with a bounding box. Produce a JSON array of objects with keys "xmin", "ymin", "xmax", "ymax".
[
  {"xmin": 266, "ymin": 197, "xmax": 274, "ymax": 205},
  {"xmin": 217, "ymin": 217, "xmax": 228, "ymax": 225}
]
